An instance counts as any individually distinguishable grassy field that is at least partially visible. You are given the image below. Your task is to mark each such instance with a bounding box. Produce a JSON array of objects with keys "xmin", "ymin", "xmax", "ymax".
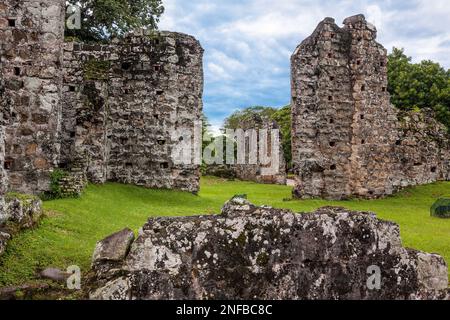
[{"xmin": 1, "ymin": 176, "xmax": 450, "ymax": 286}]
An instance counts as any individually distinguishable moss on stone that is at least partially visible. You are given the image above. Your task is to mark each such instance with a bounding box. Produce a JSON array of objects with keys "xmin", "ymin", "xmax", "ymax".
[
  {"xmin": 236, "ymin": 232, "xmax": 247, "ymax": 247},
  {"xmin": 5, "ymin": 192, "xmax": 39, "ymax": 203},
  {"xmin": 256, "ymin": 252, "xmax": 270, "ymax": 266},
  {"xmin": 83, "ymin": 60, "xmax": 111, "ymax": 80}
]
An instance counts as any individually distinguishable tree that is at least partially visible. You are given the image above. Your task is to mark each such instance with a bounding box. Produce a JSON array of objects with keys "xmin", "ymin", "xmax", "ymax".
[
  {"xmin": 388, "ymin": 47, "xmax": 450, "ymax": 130},
  {"xmin": 65, "ymin": 0, "xmax": 165, "ymax": 42},
  {"xmin": 223, "ymin": 106, "xmax": 277, "ymax": 130},
  {"xmin": 271, "ymin": 105, "xmax": 292, "ymax": 169}
]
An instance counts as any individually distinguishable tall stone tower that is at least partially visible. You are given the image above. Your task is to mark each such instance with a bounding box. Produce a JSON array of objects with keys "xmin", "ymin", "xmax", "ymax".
[
  {"xmin": 291, "ymin": 15, "xmax": 399, "ymax": 199},
  {"xmin": 0, "ymin": 0, "xmax": 65, "ymax": 194}
]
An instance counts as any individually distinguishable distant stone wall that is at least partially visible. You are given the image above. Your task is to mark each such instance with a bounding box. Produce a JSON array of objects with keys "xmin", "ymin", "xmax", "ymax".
[
  {"xmin": 231, "ymin": 115, "xmax": 286, "ymax": 185},
  {"xmin": 291, "ymin": 15, "xmax": 450, "ymax": 200},
  {"xmin": 89, "ymin": 197, "xmax": 449, "ymax": 300},
  {"xmin": 61, "ymin": 31, "xmax": 204, "ymax": 193},
  {"xmin": 393, "ymin": 110, "xmax": 450, "ymax": 188},
  {"xmin": 0, "ymin": 0, "xmax": 65, "ymax": 194}
]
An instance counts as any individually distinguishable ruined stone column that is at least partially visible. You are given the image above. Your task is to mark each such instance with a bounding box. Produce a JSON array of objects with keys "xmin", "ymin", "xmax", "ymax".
[
  {"xmin": 0, "ymin": 0, "xmax": 65, "ymax": 194},
  {"xmin": 291, "ymin": 15, "xmax": 401, "ymax": 200}
]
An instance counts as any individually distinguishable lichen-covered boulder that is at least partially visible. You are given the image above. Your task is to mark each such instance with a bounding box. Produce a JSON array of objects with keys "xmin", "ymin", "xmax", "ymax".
[{"xmin": 89, "ymin": 197, "xmax": 449, "ymax": 300}]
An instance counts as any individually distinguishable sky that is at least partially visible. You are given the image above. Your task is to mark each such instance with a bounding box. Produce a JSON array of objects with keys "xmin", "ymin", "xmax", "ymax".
[{"xmin": 159, "ymin": 0, "xmax": 450, "ymax": 133}]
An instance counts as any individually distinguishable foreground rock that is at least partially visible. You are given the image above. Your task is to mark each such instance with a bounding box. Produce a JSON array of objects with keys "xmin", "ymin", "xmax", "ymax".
[{"xmin": 89, "ymin": 197, "xmax": 449, "ymax": 300}]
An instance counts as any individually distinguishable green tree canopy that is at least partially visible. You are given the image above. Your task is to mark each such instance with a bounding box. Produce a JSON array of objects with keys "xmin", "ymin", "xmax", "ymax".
[
  {"xmin": 271, "ymin": 105, "xmax": 292, "ymax": 169},
  {"xmin": 223, "ymin": 106, "xmax": 278, "ymax": 130},
  {"xmin": 388, "ymin": 47, "xmax": 450, "ymax": 129},
  {"xmin": 65, "ymin": 0, "xmax": 165, "ymax": 42}
]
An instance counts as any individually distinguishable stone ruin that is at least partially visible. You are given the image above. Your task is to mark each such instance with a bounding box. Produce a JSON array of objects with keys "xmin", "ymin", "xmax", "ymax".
[
  {"xmin": 291, "ymin": 14, "xmax": 450, "ymax": 200},
  {"xmin": 232, "ymin": 115, "xmax": 287, "ymax": 185},
  {"xmin": 88, "ymin": 196, "xmax": 449, "ymax": 300},
  {"xmin": 0, "ymin": 0, "xmax": 204, "ymax": 196}
]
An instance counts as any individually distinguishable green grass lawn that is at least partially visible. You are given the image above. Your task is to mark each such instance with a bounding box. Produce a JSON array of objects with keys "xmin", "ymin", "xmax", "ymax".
[{"xmin": 1, "ymin": 176, "xmax": 450, "ymax": 286}]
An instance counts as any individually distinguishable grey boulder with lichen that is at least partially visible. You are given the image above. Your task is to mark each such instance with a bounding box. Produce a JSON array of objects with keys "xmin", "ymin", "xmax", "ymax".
[{"xmin": 89, "ymin": 197, "xmax": 449, "ymax": 300}]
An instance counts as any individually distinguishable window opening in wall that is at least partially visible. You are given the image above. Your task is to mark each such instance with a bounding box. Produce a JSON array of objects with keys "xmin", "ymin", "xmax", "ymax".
[
  {"xmin": 153, "ymin": 65, "xmax": 161, "ymax": 72},
  {"xmin": 4, "ymin": 159, "xmax": 13, "ymax": 170},
  {"xmin": 382, "ymin": 87, "xmax": 386, "ymax": 92},
  {"xmin": 160, "ymin": 162, "xmax": 169, "ymax": 169},
  {"xmin": 360, "ymin": 114, "xmax": 365, "ymax": 120},
  {"xmin": 126, "ymin": 162, "xmax": 133, "ymax": 168},
  {"xmin": 121, "ymin": 62, "xmax": 131, "ymax": 70},
  {"xmin": 156, "ymin": 89, "xmax": 164, "ymax": 95},
  {"xmin": 330, "ymin": 164, "xmax": 337, "ymax": 170},
  {"xmin": 396, "ymin": 140, "xmax": 401, "ymax": 146},
  {"xmin": 329, "ymin": 141, "xmax": 336, "ymax": 147},
  {"xmin": 69, "ymin": 85, "xmax": 76, "ymax": 92},
  {"xmin": 431, "ymin": 167, "xmax": 437, "ymax": 173},
  {"xmin": 328, "ymin": 96, "xmax": 333, "ymax": 101},
  {"xmin": 329, "ymin": 76, "xmax": 335, "ymax": 81},
  {"xmin": 14, "ymin": 67, "xmax": 21, "ymax": 76},
  {"xmin": 8, "ymin": 18, "xmax": 16, "ymax": 27},
  {"xmin": 361, "ymin": 85, "xmax": 365, "ymax": 91},
  {"xmin": 361, "ymin": 139, "xmax": 366, "ymax": 144},
  {"xmin": 329, "ymin": 118, "xmax": 334, "ymax": 124}
]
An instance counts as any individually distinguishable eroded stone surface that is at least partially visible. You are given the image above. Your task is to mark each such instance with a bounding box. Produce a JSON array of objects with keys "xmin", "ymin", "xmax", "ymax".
[
  {"xmin": 291, "ymin": 15, "xmax": 450, "ymax": 200},
  {"xmin": 89, "ymin": 197, "xmax": 449, "ymax": 300}
]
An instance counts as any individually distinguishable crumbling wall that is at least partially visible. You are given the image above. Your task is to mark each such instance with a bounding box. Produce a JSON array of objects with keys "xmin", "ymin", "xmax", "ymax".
[
  {"xmin": 393, "ymin": 110, "xmax": 450, "ymax": 188},
  {"xmin": 0, "ymin": 0, "xmax": 65, "ymax": 194},
  {"xmin": 231, "ymin": 115, "xmax": 286, "ymax": 185},
  {"xmin": 88, "ymin": 197, "xmax": 449, "ymax": 300},
  {"xmin": 291, "ymin": 15, "xmax": 450, "ymax": 200},
  {"xmin": 62, "ymin": 31, "xmax": 204, "ymax": 193}
]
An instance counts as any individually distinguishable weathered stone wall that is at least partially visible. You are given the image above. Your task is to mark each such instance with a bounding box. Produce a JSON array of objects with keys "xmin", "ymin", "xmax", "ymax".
[
  {"xmin": 89, "ymin": 197, "xmax": 449, "ymax": 300},
  {"xmin": 61, "ymin": 31, "xmax": 204, "ymax": 193},
  {"xmin": 393, "ymin": 110, "xmax": 450, "ymax": 188},
  {"xmin": 0, "ymin": 0, "xmax": 65, "ymax": 194},
  {"xmin": 292, "ymin": 15, "xmax": 450, "ymax": 199},
  {"xmin": 232, "ymin": 115, "xmax": 287, "ymax": 185},
  {"xmin": 0, "ymin": 0, "xmax": 203, "ymax": 195}
]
